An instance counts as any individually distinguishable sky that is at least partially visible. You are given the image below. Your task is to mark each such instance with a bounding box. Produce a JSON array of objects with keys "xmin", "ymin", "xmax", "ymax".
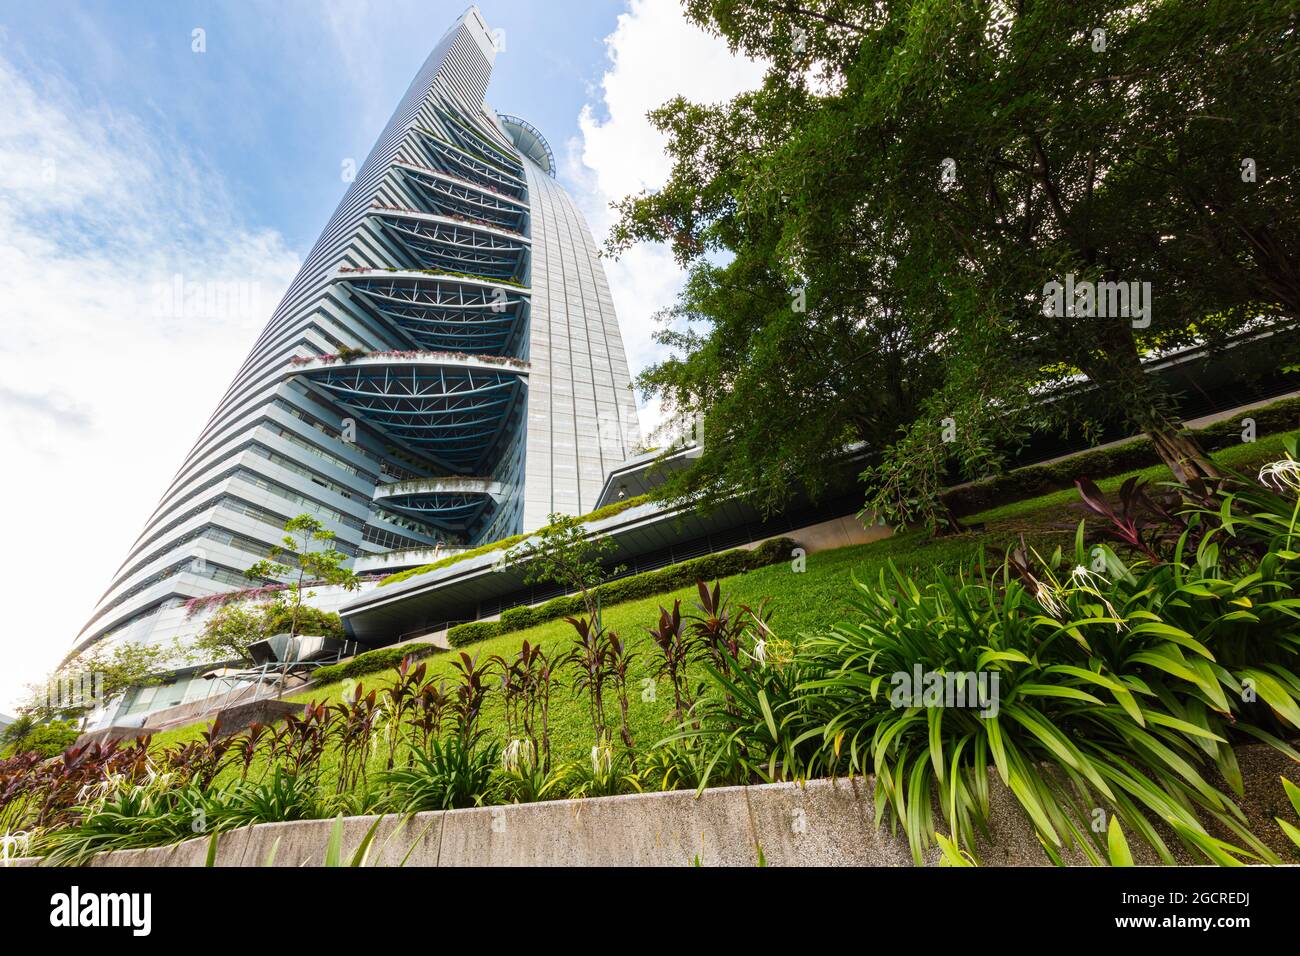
[{"xmin": 0, "ymin": 0, "xmax": 763, "ymax": 714}]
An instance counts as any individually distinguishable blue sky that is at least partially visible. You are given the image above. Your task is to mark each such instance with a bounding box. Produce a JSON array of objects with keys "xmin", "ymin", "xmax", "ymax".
[
  {"xmin": 0, "ymin": 0, "xmax": 764, "ymax": 712},
  {"xmin": 0, "ymin": 0, "xmax": 627, "ymax": 253}
]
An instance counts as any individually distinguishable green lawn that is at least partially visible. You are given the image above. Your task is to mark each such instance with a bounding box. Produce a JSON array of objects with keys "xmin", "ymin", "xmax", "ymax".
[
  {"xmin": 149, "ymin": 429, "xmax": 1297, "ymax": 790},
  {"xmin": 150, "ymin": 526, "xmax": 1024, "ymax": 780}
]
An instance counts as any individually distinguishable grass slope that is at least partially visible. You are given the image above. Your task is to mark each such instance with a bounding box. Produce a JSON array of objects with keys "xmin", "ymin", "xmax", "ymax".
[{"xmin": 149, "ymin": 430, "xmax": 1295, "ymax": 789}]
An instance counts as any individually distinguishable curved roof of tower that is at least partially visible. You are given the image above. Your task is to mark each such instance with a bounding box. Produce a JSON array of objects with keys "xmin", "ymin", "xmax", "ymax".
[{"xmin": 498, "ymin": 115, "xmax": 556, "ymax": 177}]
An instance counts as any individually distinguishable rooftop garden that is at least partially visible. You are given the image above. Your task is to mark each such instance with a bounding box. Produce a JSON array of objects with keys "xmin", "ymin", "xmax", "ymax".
[
  {"xmin": 415, "ymin": 126, "xmax": 526, "ymax": 183},
  {"xmin": 376, "ymin": 492, "xmax": 651, "ymax": 587},
  {"xmin": 370, "ymin": 203, "xmax": 525, "ymax": 237},
  {"xmin": 394, "ymin": 158, "xmax": 526, "ymax": 204},
  {"xmin": 336, "ymin": 265, "xmax": 528, "ymax": 290},
  {"xmin": 289, "ymin": 349, "xmax": 529, "ymax": 370}
]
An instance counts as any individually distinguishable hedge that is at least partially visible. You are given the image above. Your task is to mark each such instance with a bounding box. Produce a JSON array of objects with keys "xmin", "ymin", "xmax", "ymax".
[
  {"xmin": 447, "ymin": 536, "xmax": 798, "ymax": 648},
  {"xmin": 310, "ymin": 642, "xmax": 442, "ymax": 685},
  {"xmin": 442, "ymin": 621, "xmax": 502, "ymax": 647},
  {"xmin": 377, "ymin": 493, "xmax": 653, "ymax": 588},
  {"xmin": 944, "ymin": 394, "xmax": 1300, "ymax": 518}
]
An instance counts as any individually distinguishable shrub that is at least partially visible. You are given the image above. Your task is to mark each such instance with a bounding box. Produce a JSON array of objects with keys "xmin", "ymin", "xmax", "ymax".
[
  {"xmin": 446, "ymin": 621, "xmax": 506, "ymax": 648},
  {"xmin": 446, "ymin": 537, "xmax": 796, "ymax": 648},
  {"xmin": 541, "ymin": 739, "xmax": 642, "ymax": 800},
  {"xmin": 686, "ymin": 471, "xmax": 1300, "ymax": 865},
  {"xmin": 0, "ymin": 719, "xmax": 80, "ymax": 759},
  {"xmin": 379, "ymin": 737, "xmax": 500, "ymax": 812},
  {"xmin": 263, "ymin": 605, "xmax": 345, "ymax": 640},
  {"xmin": 311, "ymin": 643, "xmax": 441, "ymax": 686},
  {"xmin": 37, "ymin": 767, "xmax": 324, "ymax": 865},
  {"xmin": 500, "ymin": 605, "xmax": 545, "ymax": 630}
]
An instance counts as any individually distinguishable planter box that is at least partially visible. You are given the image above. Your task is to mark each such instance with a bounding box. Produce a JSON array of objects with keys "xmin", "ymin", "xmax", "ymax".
[{"xmin": 211, "ymin": 698, "xmax": 302, "ymax": 737}]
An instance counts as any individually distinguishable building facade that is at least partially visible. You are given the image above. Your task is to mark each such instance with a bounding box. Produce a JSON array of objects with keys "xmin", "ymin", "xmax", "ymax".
[{"xmin": 72, "ymin": 6, "xmax": 641, "ymax": 664}]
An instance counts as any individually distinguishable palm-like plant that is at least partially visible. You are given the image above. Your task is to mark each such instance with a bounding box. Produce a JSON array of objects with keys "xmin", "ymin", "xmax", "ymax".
[
  {"xmin": 378, "ymin": 655, "xmax": 428, "ymax": 770},
  {"xmin": 564, "ymin": 616, "xmax": 612, "ymax": 740},
  {"xmin": 648, "ymin": 600, "xmax": 692, "ymax": 723},
  {"xmin": 447, "ymin": 652, "xmax": 496, "ymax": 746},
  {"xmin": 330, "ymin": 686, "xmax": 379, "ymax": 794},
  {"xmin": 406, "ymin": 679, "xmax": 450, "ymax": 756},
  {"xmin": 380, "ymin": 737, "xmax": 500, "ymax": 812},
  {"xmin": 498, "ymin": 641, "xmax": 554, "ymax": 771},
  {"xmin": 689, "ymin": 580, "xmax": 744, "ymax": 678},
  {"xmin": 604, "ymin": 632, "xmax": 637, "ymax": 752}
]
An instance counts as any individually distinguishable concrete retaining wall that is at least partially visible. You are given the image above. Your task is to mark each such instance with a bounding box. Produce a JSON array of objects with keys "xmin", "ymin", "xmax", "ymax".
[{"xmin": 10, "ymin": 744, "xmax": 1297, "ymax": 868}]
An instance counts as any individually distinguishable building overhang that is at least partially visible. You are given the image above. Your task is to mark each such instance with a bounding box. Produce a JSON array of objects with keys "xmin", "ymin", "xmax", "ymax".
[
  {"xmin": 372, "ymin": 477, "xmax": 506, "ymax": 531},
  {"xmin": 373, "ymin": 211, "xmax": 529, "ymax": 280},
  {"xmin": 334, "ymin": 270, "xmax": 529, "ymax": 354},
  {"xmin": 371, "ymin": 205, "xmax": 530, "ymax": 244},
  {"xmin": 498, "ymin": 114, "xmax": 556, "ymax": 178},
  {"xmin": 595, "ymin": 444, "xmax": 699, "ymax": 510},
  {"xmin": 286, "ymin": 352, "xmax": 528, "ymax": 473},
  {"xmin": 339, "ymin": 494, "xmax": 777, "ymax": 644},
  {"xmin": 414, "ymin": 129, "xmax": 528, "ymax": 199},
  {"xmin": 393, "ymin": 161, "xmax": 528, "ymax": 230}
]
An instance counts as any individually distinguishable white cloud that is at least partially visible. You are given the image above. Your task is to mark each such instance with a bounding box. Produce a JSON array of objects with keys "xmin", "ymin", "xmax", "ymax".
[
  {"xmin": 0, "ymin": 53, "xmax": 300, "ymax": 713},
  {"xmin": 561, "ymin": 0, "xmax": 764, "ymax": 441}
]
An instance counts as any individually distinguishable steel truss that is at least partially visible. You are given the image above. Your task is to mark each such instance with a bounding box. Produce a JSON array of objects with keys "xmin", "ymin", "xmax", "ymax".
[
  {"xmin": 344, "ymin": 274, "xmax": 527, "ymax": 353},
  {"xmin": 376, "ymin": 213, "xmax": 527, "ymax": 279},
  {"xmin": 297, "ymin": 360, "xmax": 527, "ymax": 472}
]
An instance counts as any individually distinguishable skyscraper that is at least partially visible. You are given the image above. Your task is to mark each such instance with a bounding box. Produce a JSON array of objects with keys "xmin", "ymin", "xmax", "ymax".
[{"xmin": 72, "ymin": 6, "xmax": 641, "ymax": 664}]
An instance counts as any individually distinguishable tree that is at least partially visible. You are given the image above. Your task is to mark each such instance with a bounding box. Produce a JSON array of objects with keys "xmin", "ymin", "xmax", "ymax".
[
  {"xmin": 21, "ymin": 640, "xmax": 179, "ymax": 728},
  {"xmin": 0, "ymin": 713, "xmax": 36, "ymax": 751},
  {"xmin": 610, "ymin": 0, "xmax": 1299, "ymax": 526},
  {"xmin": 508, "ymin": 512, "xmax": 622, "ymax": 623},
  {"xmin": 191, "ymin": 600, "xmax": 282, "ymax": 666},
  {"xmin": 245, "ymin": 514, "xmax": 358, "ymax": 640},
  {"xmin": 189, "ymin": 599, "xmax": 347, "ymax": 667}
]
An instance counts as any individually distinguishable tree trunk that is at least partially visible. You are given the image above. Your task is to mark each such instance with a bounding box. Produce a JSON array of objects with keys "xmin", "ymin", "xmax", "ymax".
[
  {"xmin": 1144, "ymin": 419, "xmax": 1222, "ymax": 484},
  {"xmin": 1075, "ymin": 332, "xmax": 1222, "ymax": 486}
]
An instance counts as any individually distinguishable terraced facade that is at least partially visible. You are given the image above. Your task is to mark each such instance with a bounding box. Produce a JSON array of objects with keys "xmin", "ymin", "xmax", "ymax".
[{"xmin": 73, "ymin": 6, "xmax": 641, "ymax": 661}]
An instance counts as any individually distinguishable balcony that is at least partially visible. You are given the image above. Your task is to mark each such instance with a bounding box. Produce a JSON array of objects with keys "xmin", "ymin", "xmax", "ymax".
[
  {"xmin": 415, "ymin": 130, "xmax": 527, "ymax": 200},
  {"xmin": 395, "ymin": 161, "xmax": 528, "ymax": 231},
  {"xmin": 372, "ymin": 476, "xmax": 506, "ymax": 532},
  {"xmin": 434, "ymin": 104, "xmax": 526, "ymax": 180},
  {"xmin": 372, "ymin": 207, "xmax": 528, "ymax": 281},
  {"xmin": 335, "ymin": 268, "xmax": 528, "ymax": 354},
  {"xmin": 287, "ymin": 351, "xmax": 528, "ymax": 473}
]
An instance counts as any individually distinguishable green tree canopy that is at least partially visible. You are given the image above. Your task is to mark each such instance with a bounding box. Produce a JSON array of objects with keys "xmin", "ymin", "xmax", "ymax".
[
  {"xmin": 245, "ymin": 514, "xmax": 358, "ymax": 639},
  {"xmin": 508, "ymin": 512, "xmax": 622, "ymax": 622},
  {"xmin": 21, "ymin": 640, "xmax": 179, "ymax": 727},
  {"xmin": 611, "ymin": 0, "xmax": 1299, "ymax": 525}
]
